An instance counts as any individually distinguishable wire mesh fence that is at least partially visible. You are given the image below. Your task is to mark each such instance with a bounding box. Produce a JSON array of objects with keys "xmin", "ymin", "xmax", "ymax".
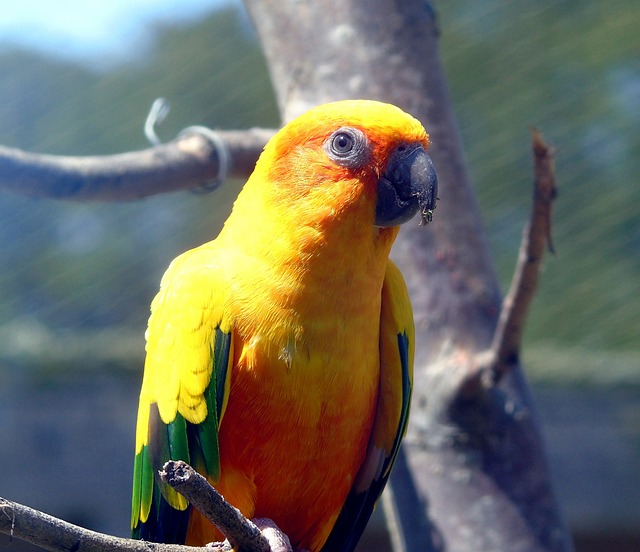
[{"xmin": 0, "ymin": 1, "xmax": 638, "ymax": 550}]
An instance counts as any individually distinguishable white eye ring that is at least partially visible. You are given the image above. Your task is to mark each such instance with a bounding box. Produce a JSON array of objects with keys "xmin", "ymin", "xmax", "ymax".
[{"xmin": 324, "ymin": 127, "xmax": 370, "ymax": 168}]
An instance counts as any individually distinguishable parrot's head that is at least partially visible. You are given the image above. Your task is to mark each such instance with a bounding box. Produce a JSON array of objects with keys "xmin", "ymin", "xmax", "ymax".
[{"xmin": 239, "ymin": 99, "xmax": 438, "ymax": 235}]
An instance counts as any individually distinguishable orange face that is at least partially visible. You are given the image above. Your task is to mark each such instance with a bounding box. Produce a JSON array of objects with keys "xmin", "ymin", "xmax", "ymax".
[{"xmin": 250, "ymin": 99, "xmax": 437, "ymax": 230}]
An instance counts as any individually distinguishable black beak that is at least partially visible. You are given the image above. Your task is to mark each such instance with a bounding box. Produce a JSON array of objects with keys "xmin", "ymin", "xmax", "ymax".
[{"xmin": 375, "ymin": 145, "xmax": 438, "ymax": 227}]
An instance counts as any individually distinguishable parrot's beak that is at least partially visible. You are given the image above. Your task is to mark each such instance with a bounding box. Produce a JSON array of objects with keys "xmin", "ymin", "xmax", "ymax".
[{"xmin": 375, "ymin": 144, "xmax": 438, "ymax": 227}]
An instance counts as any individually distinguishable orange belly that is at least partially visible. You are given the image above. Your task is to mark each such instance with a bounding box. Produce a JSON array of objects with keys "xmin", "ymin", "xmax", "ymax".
[{"xmin": 186, "ymin": 330, "xmax": 379, "ymax": 552}]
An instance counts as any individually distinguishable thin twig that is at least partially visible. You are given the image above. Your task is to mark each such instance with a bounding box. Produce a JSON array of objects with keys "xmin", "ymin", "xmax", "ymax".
[
  {"xmin": 384, "ymin": 446, "xmax": 438, "ymax": 552},
  {"xmin": 160, "ymin": 461, "xmax": 277, "ymax": 552},
  {"xmin": 485, "ymin": 128, "xmax": 557, "ymax": 384},
  {"xmin": 0, "ymin": 496, "xmax": 220, "ymax": 552},
  {"xmin": 0, "ymin": 129, "xmax": 274, "ymax": 201}
]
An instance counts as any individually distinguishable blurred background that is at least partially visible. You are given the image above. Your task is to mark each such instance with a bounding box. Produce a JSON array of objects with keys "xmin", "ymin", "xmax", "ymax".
[{"xmin": 0, "ymin": 1, "xmax": 638, "ymax": 551}]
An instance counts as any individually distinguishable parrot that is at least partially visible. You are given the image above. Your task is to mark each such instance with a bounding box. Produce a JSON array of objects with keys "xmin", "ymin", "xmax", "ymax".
[{"xmin": 130, "ymin": 99, "xmax": 438, "ymax": 552}]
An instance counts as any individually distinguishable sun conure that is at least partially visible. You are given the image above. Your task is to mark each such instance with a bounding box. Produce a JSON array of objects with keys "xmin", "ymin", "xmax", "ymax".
[{"xmin": 131, "ymin": 99, "xmax": 438, "ymax": 552}]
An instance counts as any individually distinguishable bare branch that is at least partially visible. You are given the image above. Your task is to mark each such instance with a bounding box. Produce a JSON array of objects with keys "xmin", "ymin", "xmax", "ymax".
[
  {"xmin": 1, "ymin": 460, "xmax": 294, "ymax": 552},
  {"xmin": 161, "ymin": 461, "xmax": 292, "ymax": 552},
  {"xmin": 0, "ymin": 128, "xmax": 274, "ymax": 201},
  {"xmin": 383, "ymin": 446, "xmax": 438, "ymax": 552},
  {"xmin": 483, "ymin": 128, "xmax": 557, "ymax": 384},
  {"xmin": 160, "ymin": 461, "xmax": 272, "ymax": 552},
  {"xmin": 0, "ymin": 496, "xmax": 219, "ymax": 552}
]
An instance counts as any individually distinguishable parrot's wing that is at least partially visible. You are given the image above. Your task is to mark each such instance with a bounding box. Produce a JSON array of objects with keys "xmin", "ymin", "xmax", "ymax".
[
  {"xmin": 322, "ymin": 260, "xmax": 414, "ymax": 552},
  {"xmin": 131, "ymin": 246, "xmax": 233, "ymax": 543}
]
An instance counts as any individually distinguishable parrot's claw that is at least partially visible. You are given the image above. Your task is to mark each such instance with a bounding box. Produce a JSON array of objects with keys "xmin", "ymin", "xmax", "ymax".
[
  {"xmin": 204, "ymin": 540, "xmax": 232, "ymax": 551},
  {"xmin": 253, "ymin": 518, "xmax": 293, "ymax": 552}
]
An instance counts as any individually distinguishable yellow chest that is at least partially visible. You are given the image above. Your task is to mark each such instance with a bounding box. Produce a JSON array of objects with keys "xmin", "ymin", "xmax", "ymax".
[
  {"xmin": 217, "ymin": 311, "xmax": 381, "ymax": 550},
  {"xmin": 213, "ymin": 247, "xmax": 386, "ymax": 549}
]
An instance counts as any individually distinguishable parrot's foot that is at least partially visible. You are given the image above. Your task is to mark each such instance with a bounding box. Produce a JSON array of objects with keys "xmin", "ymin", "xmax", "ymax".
[
  {"xmin": 204, "ymin": 518, "xmax": 293, "ymax": 552},
  {"xmin": 204, "ymin": 540, "xmax": 232, "ymax": 551},
  {"xmin": 253, "ymin": 518, "xmax": 293, "ymax": 552},
  {"xmin": 204, "ymin": 541, "xmax": 233, "ymax": 552}
]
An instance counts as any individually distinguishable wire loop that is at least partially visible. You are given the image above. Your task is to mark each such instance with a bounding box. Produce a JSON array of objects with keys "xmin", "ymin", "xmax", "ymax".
[
  {"xmin": 143, "ymin": 98, "xmax": 230, "ymax": 193},
  {"xmin": 144, "ymin": 98, "xmax": 170, "ymax": 146},
  {"xmin": 179, "ymin": 125, "xmax": 231, "ymax": 194}
]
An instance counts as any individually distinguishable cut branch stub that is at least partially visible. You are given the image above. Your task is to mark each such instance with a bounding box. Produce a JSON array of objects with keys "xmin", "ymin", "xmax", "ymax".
[{"xmin": 160, "ymin": 460, "xmax": 291, "ymax": 552}]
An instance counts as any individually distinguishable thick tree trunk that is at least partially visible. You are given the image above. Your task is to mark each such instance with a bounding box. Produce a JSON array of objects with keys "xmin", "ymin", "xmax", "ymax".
[{"xmin": 245, "ymin": 1, "xmax": 573, "ymax": 551}]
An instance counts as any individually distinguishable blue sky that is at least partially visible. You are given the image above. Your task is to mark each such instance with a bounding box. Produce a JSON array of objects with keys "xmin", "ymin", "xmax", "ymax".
[{"xmin": 0, "ymin": 0, "xmax": 233, "ymax": 62}]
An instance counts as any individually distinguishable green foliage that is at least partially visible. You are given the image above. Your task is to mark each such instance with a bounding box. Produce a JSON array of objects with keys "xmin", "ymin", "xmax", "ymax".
[
  {"xmin": 0, "ymin": 1, "xmax": 637, "ymax": 374},
  {"xmin": 438, "ymin": 0, "xmax": 640, "ymax": 352}
]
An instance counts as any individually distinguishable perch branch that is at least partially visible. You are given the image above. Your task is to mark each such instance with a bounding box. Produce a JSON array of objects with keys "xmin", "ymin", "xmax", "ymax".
[
  {"xmin": 475, "ymin": 128, "xmax": 557, "ymax": 385},
  {"xmin": 0, "ymin": 128, "xmax": 274, "ymax": 201},
  {"xmin": 1, "ymin": 465, "xmax": 291, "ymax": 552},
  {"xmin": 160, "ymin": 461, "xmax": 291, "ymax": 552},
  {"xmin": 0, "ymin": 496, "xmax": 213, "ymax": 552}
]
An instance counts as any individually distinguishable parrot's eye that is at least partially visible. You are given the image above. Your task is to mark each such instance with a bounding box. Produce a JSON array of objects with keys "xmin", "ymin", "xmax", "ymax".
[
  {"xmin": 324, "ymin": 127, "xmax": 370, "ymax": 169},
  {"xmin": 333, "ymin": 133, "xmax": 354, "ymax": 153}
]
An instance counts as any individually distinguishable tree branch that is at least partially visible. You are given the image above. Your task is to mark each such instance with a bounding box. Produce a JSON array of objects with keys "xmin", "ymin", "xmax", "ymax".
[
  {"xmin": 160, "ymin": 461, "xmax": 291, "ymax": 552},
  {"xmin": 1, "ymin": 460, "xmax": 293, "ymax": 552},
  {"xmin": 383, "ymin": 446, "xmax": 440, "ymax": 552},
  {"xmin": 0, "ymin": 496, "xmax": 210, "ymax": 552},
  {"xmin": 0, "ymin": 128, "xmax": 273, "ymax": 201}
]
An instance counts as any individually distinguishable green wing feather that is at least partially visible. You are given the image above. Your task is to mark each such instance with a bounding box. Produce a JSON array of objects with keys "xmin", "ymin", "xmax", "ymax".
[
  {"xmin": 321, "ymin": 260, "xmax": 414, "ymax": 552},
  {"xmin": 131, "ymin": 248, "xmax": 233, "ymax": 543}
]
